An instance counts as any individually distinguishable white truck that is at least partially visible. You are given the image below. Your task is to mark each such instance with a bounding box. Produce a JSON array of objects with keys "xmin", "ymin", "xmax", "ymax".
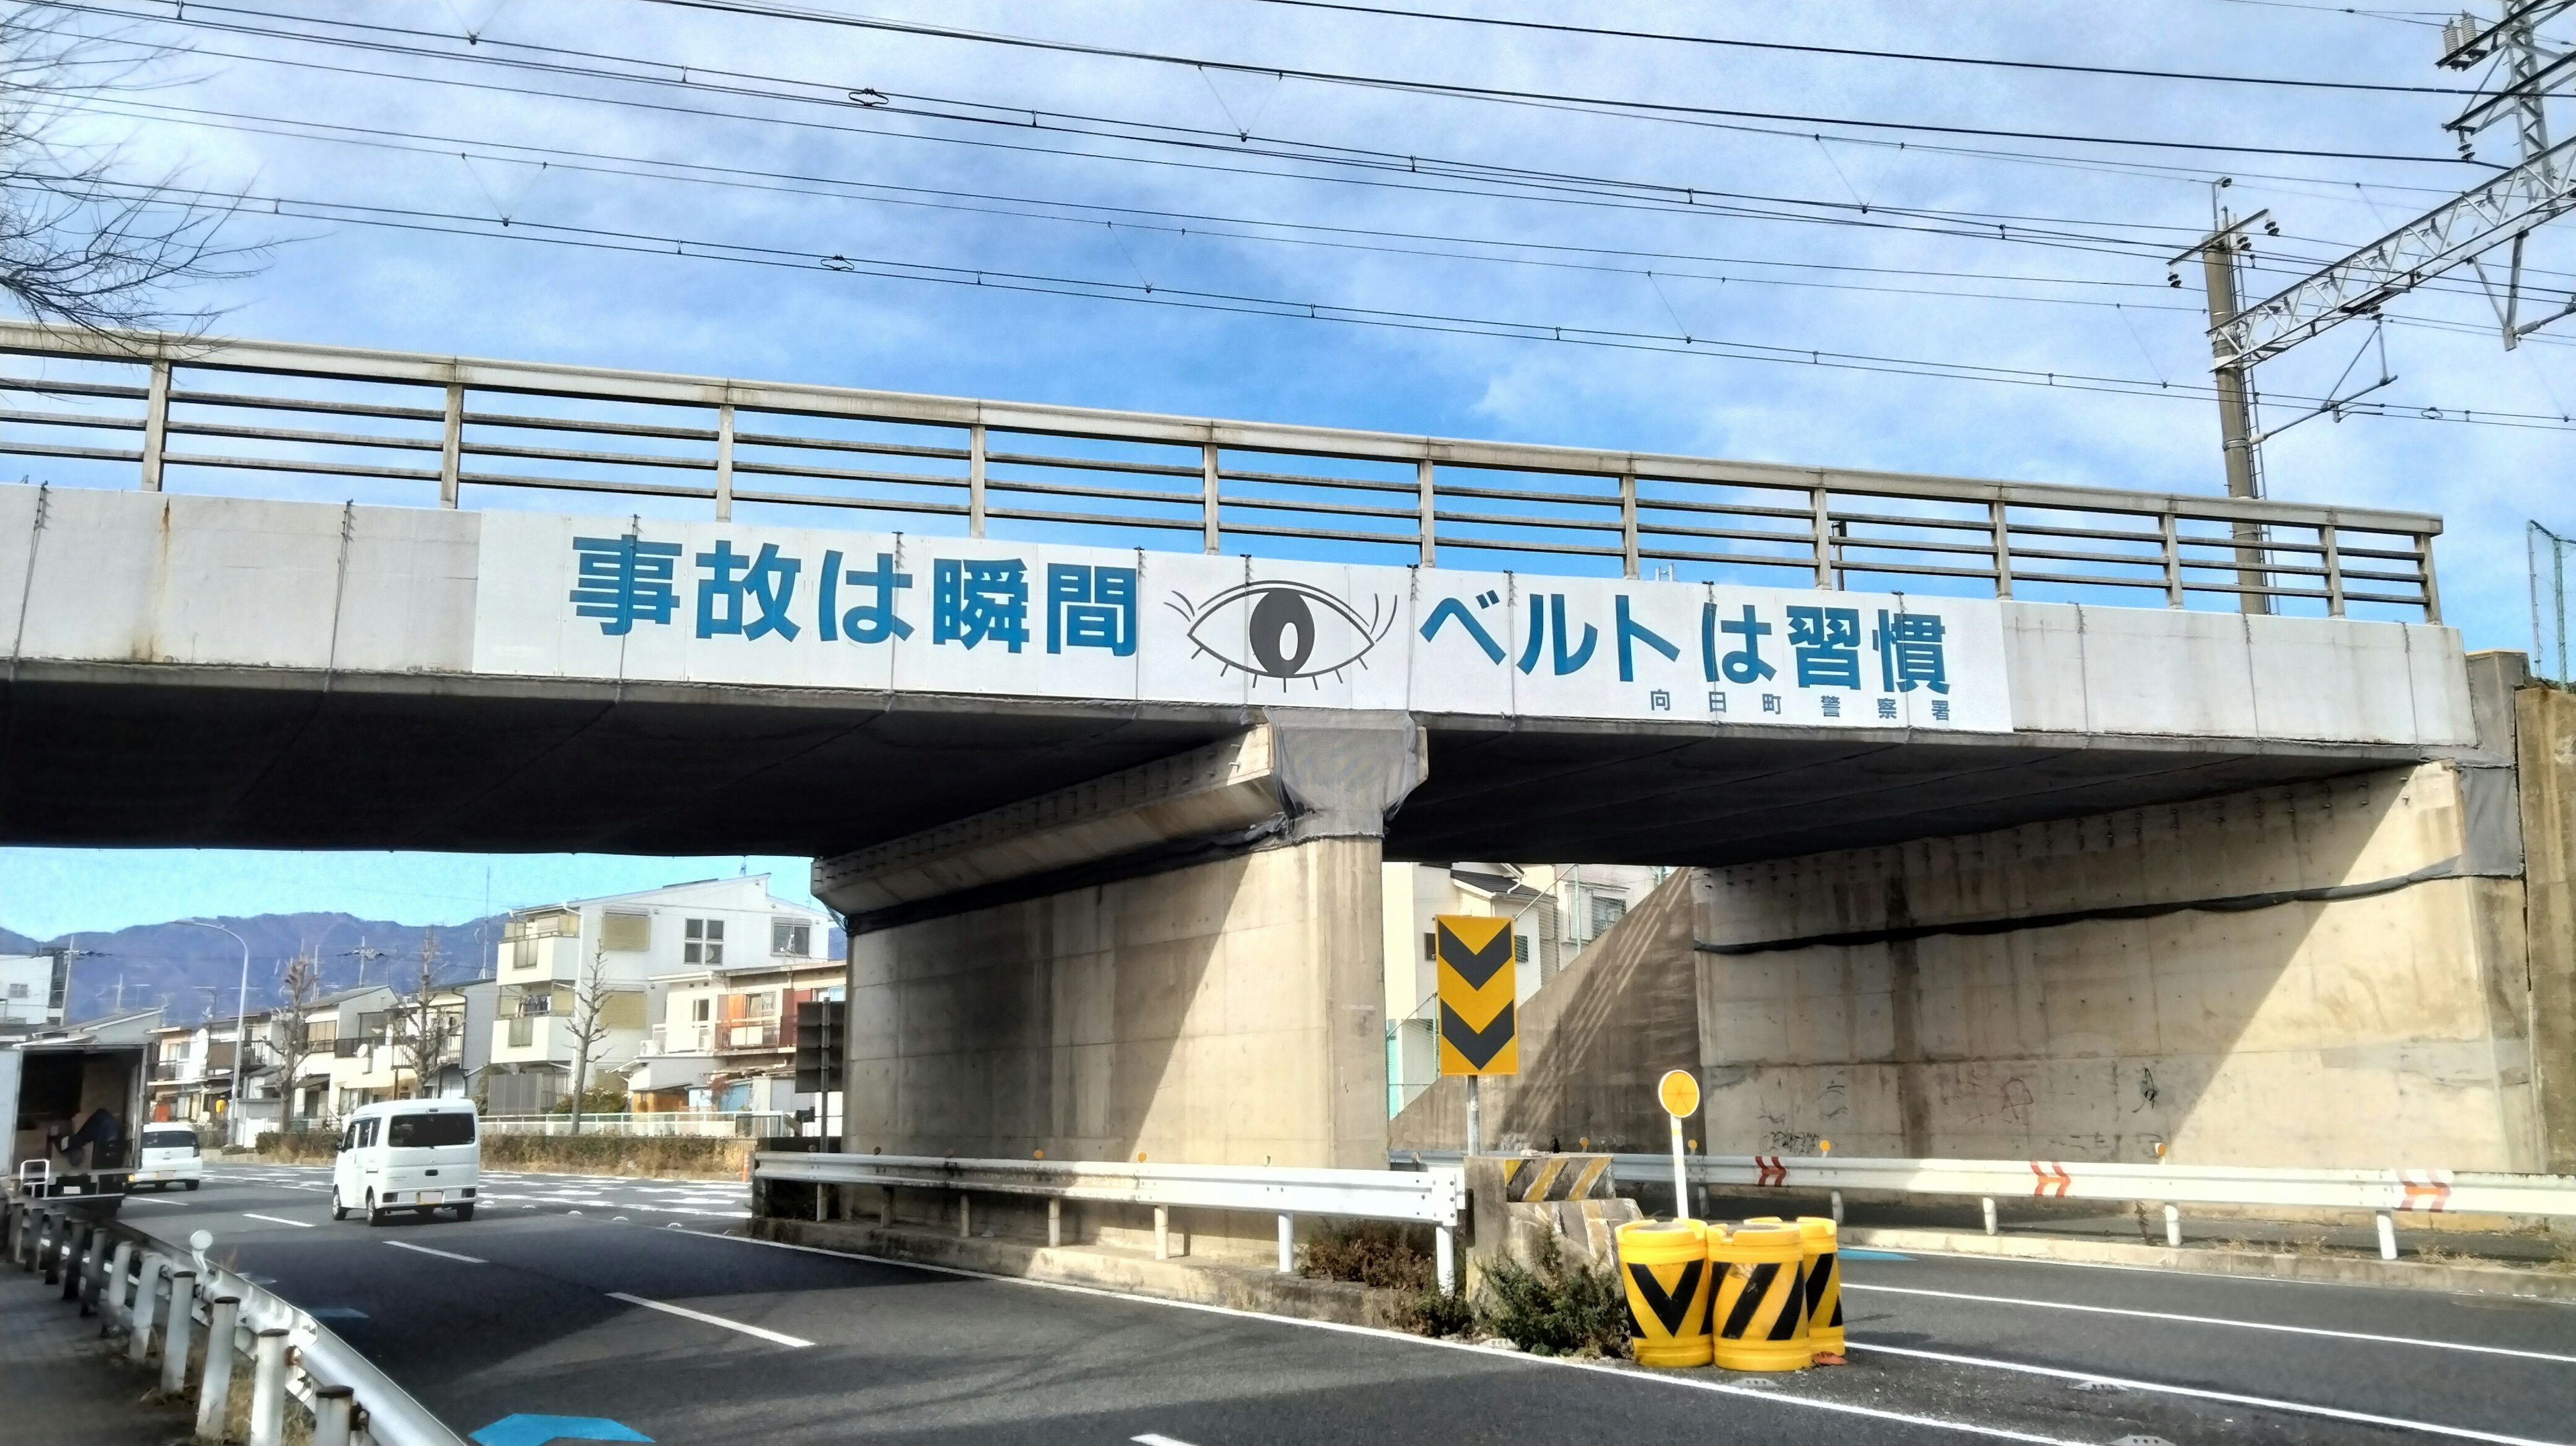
[{"xmin": 1, "ymin": 1009, "xmax": 160, "ymax": 1204}]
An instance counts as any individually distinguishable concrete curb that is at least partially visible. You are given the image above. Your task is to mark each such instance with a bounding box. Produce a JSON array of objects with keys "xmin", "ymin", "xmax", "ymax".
[
  {"xmin": 749, "ymin": 1217, "xmax": 1411, "ymax": 1326},
  {"xmin": 1841, "ymin": 1225, "xmax": 2576, "ymax": 1300}
]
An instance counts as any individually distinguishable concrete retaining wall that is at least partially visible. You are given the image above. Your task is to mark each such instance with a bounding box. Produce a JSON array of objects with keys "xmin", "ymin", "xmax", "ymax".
[{"xmin": 2518, "ymin": 685, "xmax": 2576, "ymax": 1172}]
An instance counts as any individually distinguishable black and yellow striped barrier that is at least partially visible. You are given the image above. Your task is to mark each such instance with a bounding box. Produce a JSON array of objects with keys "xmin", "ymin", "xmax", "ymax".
[
  {"xmin": 1615, "ymin": 1219, "xmax": 1713, "ymax": 1367},
  {"xmin": 1497, "ymin": 1154, "xmax": 1613, "ymax": 1203},
  {"xmin": 1709, "ymin": 1223, "xmax": 1811, "ymax": 1372},
  {"xmin": 1798, "ymin": 1216, "xmax": 1843, "ymax": 1355}
]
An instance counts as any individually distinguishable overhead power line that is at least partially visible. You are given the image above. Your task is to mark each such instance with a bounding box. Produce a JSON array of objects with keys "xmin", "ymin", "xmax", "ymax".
[
  {"xmin": 88, "ymin": 174, "xmax": 2576, "ymax": 433},
  {"xmin": 1240, "ymin": 0, "xmax": 2477, "ymax": 95},
  {"xmin": 615, "ymin": 0, "xmax": 2486, "ymax": 166}
]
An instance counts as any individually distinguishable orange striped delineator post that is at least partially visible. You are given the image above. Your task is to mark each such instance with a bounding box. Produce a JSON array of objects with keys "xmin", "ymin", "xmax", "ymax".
[
  {"xmin": 1707, "ymin": 1223, "xmax": 1811, "ymax": 1372},
  {"xmin": 1616, "ymin": 1219, "xmax": 1714, "ymax": 1368}
]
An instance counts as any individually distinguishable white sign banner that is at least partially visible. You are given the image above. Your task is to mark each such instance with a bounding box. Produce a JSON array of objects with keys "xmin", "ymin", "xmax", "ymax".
[{"xmin": 471, "ymin": 512, "xmax": 2012, "ymax": 732}]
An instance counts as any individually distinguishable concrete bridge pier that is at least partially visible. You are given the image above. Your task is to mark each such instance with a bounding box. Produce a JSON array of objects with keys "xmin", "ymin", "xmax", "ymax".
[{"xmin": 818, "ymin": 715, "xmax": 1423, "ymax": 1249}]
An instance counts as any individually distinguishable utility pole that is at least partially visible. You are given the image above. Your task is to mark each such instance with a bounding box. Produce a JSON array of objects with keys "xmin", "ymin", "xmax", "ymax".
[{"xmin": 2186, "ymin": 207, "xmax": 2273, "ymax": 614}]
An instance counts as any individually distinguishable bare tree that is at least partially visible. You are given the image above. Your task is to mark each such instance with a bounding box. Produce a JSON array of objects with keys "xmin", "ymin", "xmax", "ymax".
[
  {"xmin": 396, "ymin": 928, "xmax": 460, "ymax": 1100},
  {"xmin": 564, "ymin": 942, "xmax": 616, "ymax": 1135},
  {"xmin": 1, "ymin": 5, "xmax": 264, "ymax": 332},
  {"xmin": 265, "ymin": 950, "xmax": 323, "ymax": 1135}
]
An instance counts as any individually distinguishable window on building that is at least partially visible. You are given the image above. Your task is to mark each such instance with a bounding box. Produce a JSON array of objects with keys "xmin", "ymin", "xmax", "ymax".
[
  {"xmin": 1590, "ymin": 896, "xmax": 1627, "ymax": 936},
  {"xmin": 772, "ymin": 920, "xmax": 812, "ymax": 957},
  {"xmin": 1422, "ymin": 932, "xmax": 1437, "ymax": 962},
  {"xmin": 1513, "ymin": 934, "xmax": 1530, "ymax": 964},
  {"xmin": 5, "ymin": 981, "xmax": 25, "ymax": 999},
  {"xmin": 691, "ymin": 998, "xmax": 711, "ymax": 1022},
  {"xmin": 602, "ymin": 909, "xmax": 651, "ymax": 952},
  {"xmin": 684, "ymin": 917, "xmax": 725, "ymax": 965}
]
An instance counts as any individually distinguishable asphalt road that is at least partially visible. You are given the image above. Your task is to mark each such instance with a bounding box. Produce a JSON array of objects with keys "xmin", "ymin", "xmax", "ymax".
[{"xmin": 109, "ymin": 1165, "xmax": 2576, "ymax": 1446}]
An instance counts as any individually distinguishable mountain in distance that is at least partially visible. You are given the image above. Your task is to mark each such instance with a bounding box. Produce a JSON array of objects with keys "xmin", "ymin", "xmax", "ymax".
[{"xmin": 3, "ymin": 913, "xmax": 508, "ymax": 1024}]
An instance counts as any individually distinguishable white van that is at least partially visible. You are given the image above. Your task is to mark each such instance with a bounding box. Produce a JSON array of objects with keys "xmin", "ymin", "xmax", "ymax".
[
  {"xmin": 329, "ymin": 1099, "xmax": 480, "ymax": 1225},
  {"xmin": 134, "ymin": 1124, "xmax": 203, "ymax": 1191}
]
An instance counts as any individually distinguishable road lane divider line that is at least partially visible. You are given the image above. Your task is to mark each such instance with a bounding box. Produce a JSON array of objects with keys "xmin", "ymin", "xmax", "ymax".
[
  {"xmin": 714, "ymin": 1233, "xmax": 2084, "ymax": 1442},
  {"xmin": 604, "ymin": 1292, "xmax": 812, "ymax": 1348},
  {"xmin": 384, "ymin": 1241, "xmax": 486, "ymax": 1264},
  {"xmin": 1844, "ymin": 1282, "xmax": 2576, "ymax": 1364},
  {"xmin": 123, "ymin": 1195, "xmax": 186, "ymax": 1205},
  {"xmin": 1133, "ymin": 1435, "xmax": 1199, "ymax": 1446},
  {"xmin": 1851, "ymin": 1341, "xmax": 2567, "ymax": 1446},
  {"xmin": 240, "ymin": 1213, "xmax": 315, "ymax": 1229}
]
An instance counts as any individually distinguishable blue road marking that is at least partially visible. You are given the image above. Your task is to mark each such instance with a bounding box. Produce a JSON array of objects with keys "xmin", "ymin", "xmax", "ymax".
[
  {"xmin": 469, "ymin": 1416, "xmax": 653, "ymax": 1446},
  {"xmin": 1837, "ymin": 1248, "xmax": 1913, "ymax": 1261}
]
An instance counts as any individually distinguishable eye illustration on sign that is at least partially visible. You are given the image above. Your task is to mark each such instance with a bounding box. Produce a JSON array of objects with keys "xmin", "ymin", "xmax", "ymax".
[{"xmin": 1169, "ymin": 579, "xmax": 1397, "ymax": 685}]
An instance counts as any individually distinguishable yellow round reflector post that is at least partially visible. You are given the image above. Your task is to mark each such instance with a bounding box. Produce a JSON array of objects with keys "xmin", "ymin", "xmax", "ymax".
[
  {"xmin": 1796, "ymin": 1216, "xmax": 1843, "ymax": 1354},
  {"xmin": 1615, "ymin": 1219, "xmax": 1713, "ymax": 1368},
  {"xmin": 1709, "ymin": 1223, "xmax": 1811, "ymax": 1372}
]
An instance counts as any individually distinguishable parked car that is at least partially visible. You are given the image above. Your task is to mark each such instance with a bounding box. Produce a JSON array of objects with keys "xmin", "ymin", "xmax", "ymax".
[
  {"xmin": 329, "ymin": 1099, "xmax": 480, "ymax": 1225},
  {"xmin": 133, "ymin": 1124, "xmax": 203, "ymax": 1191}
]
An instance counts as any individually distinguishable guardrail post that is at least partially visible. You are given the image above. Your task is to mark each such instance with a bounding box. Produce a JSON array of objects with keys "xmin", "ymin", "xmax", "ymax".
[
  {"xmin": 2416, "ymin": 531, "xmax": 2443, "ymax": 622},
  {"xmin": 967, "ymin": 423, "xmax": 987, "ymax": 539},
  {"xmin": 129, "ymin": 1255, "xmax": 163, "ymax": 1363},
  {"xmin": 1276, "ymin": 1213, "xmax": 1293, "ymax": 1274},
  {"xmin": 2162, "ymin": 1204, "xmax": 2181, "ymax": 1248},
  {"xmin": 2321, "ymin": 524, "xmax": 2345, "ymax": 616},
  {"xmin": 196, "ymin": 1296, "xmax": 241, "ymax": 1442},
  {"xmin": 1810, "ymin": 482, "xmax": 1834, "ymax": 589},
  {"xmin": 58, "ymin": 1219, "xmax": 87, "ymax": 1299},
  {"xmin": 439, "ymin": 381, "xmax": 464, "ymax": 507},
  {"xmin": 879, "ymin": 1188, "xmax": 894, "ymax": 1227},
  {"xmin": 1980, "ymin": 1197, "xmax": 1998, "ymax": 1236},
  {"xmin": 40, "ymin": 1211, "xmax": 61, "ymax": 1285},
  {"xmin": 2375, "ymin": 1211, "xmax": 2398, "ymax": 1260},
  {"xmin": 1829, "ymin": 1190, "xmax": 1844, "ymax": 1227},
  {"xmin": 248, "ymin": 1327, "xmax": 290, "ymax": 1446},
  {"xmin": 1201, "ymin": 443, "xmax": 1221, "ymax": 555},
  {"xmin": 1416, "ymin": 458, "xmax": 1436, "ymax": 567},
  {"xmin": 1435, "ymin": 1225, "xmax": 1455, "ymax": 1295},
  {"xmin": 1990, "ymin": 498, "xmax": 2013, "ymax": 598},
  {"xmin": 957, "ymin": 1193, "xmax": 970, "ymax": 1239},
  {"xmin": 713, "ymin": 401, "xmax": 736, "ymax": 522},
  {"xmin": 1619, "ymin": 475, "xmax": 1640, "ymax": 579},
  {"xmin": 141, "ymin": 359, "xmax": 171, "ymax": 491},
  {"xmin": 2161, "ymin": 510, "xmax": 2185, "ymax": 607},
  {"xmin": 103, "ymin": 1240, "xmax": 133, "ymax": 1330},
  {"xmin": 76, "ymin": 1222, "xmax": 103, "ymax": 1313},
  {"xmin": 1046, "ymin": 1197, "xmax": 1061, "ymax": 1247},
  {"xmin": 311, "ymin": 1385, "xmax": 356, "ymax": 1446},
  {"xmin": 1153, "ymin": 1205, "xmax": 1171, "ymax": 1260},
  {"xmin": 161, "ymin": 1270, "xmax": 197, "ymax": 1395}
]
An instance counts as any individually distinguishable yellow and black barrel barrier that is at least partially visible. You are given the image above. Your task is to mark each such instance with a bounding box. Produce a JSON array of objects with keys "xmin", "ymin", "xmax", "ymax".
[
  {"xmin": 1798, "ymin": 1215, "xmax": 1843, "ymax": 1355},
  {"xmin": 1615, "ymin": 1219, "xmax": 1713, "ymax": 1368},
  {"xmin": 1708, "ymin": 1223, "xmax": 1811, "ymax": 1372}
]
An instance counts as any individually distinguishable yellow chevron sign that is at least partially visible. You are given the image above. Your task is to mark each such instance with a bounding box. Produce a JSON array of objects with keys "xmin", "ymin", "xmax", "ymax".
[{"xmin": 1435, "ymin": 913, "xmax": 1518, "ymax": 1076}]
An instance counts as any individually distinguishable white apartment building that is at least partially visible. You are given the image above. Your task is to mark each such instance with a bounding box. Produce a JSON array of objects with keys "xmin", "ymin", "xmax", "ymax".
[
  {"xmin": 147, "ymin": 1015, "xmax": 255, "ymax": 1124},
  {"xmin": 484, "ymin": 875, "xmax": 835, "ymax": 1115},
  {"xmin": 0, "ymin": 952, "xmax": 65, "ymax": 1032},
  {"xmin": 1379, "ymin": 863, "xmax": 1671, "ymax": 1115}
]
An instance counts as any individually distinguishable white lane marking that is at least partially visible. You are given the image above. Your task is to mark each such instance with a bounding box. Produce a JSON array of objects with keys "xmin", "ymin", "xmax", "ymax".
[
  {"xmin": 1853, "ymin": 1341, "xmax": 2566, "ymax": 1446},
  {"xmin": 123, "ymin": 1195, "xmax": 186, "ymax": 1205},
  {"xmin": 715, "ymin": 1235, "xmax": 2082, "ymax": 1442},
  {"xmin": 1134, "ymin": 1435, "xmax": 1198, "ymax": 1446},
  {"xmin": 240, "ymin": 1213, "xmax": 314, "ymax": 1229},
  {"xmin": 384, "ymin": 1240, "xmax": 486, "ymax": 1264},
  {"xmin": 604, "ymin": 1291, "xmax": 812, "ymax": 1349},
  {"xmin": 1845, "ymin": 1282, "xmax": 2576, "ymax": 1366}
]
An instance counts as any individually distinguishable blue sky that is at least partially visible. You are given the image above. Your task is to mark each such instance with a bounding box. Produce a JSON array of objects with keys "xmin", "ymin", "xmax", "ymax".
[{"xmin": 5, "ymin": 0, "xmax": 2570, "ymax": 935}]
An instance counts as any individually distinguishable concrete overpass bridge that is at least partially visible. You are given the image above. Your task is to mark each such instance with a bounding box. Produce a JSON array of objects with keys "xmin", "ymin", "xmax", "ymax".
[{"xmin": 7, "ymin": 323, "xmax": 2553, "ymax": 1190}]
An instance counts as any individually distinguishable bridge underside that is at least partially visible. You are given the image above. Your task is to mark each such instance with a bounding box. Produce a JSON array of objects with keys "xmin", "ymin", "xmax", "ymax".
[{"xmin": 0, "ymin": 662, "xmax": 2420, "ymax": 862}]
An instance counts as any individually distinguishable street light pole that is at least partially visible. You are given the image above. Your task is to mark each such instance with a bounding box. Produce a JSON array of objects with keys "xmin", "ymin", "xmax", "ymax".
[{"xmin": 178, "ymin": 920, "xmax": 252, "ymax": 1148}]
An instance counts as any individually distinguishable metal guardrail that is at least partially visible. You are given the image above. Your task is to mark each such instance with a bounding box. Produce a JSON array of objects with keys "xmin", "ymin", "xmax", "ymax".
[
  {"xmin": 483, "ymin": 1111, "xmax": 790, "ymax": 1138},
  {"xmin": 1395, "ymin": 1148, "xmax": 2576, "ymax": 1260},
  {"xmin": 757, "ymin": 1151, "xmax": 1464, "ymax": 1288},
  {"xmin": 2, "ymin": 1189, "xmax": 467, "ymax": 1446},
  {"xmin": 0, "ymin": 322, "xmax": 2442, "ymax": 619}
]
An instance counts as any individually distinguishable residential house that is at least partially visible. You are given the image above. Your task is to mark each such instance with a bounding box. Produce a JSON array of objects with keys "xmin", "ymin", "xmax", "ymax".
[
  {"xmin": 322, "ymin": 979, "xmax": 495, "ymax": 1111},
  {"xmin": 0, "ymin": 952, "xmax": 66, "ymax": 1033},
  {"xmin": 631, "ymin": 952, "xmax": 844, "ymax": 1121},
  {"xmin": 486, "ymin": 876, "xmax": 835, "ymax": 1115},
  {"xmin": 145, "ymin": 1014, "xmax": 264, "ymax": 1125},
  {"xmin": 1379, "ymin": 863, "xmax": 1671, "ymax": 1115}
]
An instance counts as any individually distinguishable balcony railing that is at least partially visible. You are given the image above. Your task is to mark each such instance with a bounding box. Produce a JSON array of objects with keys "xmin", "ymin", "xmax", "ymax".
[{"xmin": 0, "ymin": 323, "xmax": 2444, "ymax": 621}]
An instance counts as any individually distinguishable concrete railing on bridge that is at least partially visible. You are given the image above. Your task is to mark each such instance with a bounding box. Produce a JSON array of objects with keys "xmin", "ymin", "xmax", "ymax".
[{"xmin": 0, "ymin": 322, "xmax": 2440, "ymax": 619}]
